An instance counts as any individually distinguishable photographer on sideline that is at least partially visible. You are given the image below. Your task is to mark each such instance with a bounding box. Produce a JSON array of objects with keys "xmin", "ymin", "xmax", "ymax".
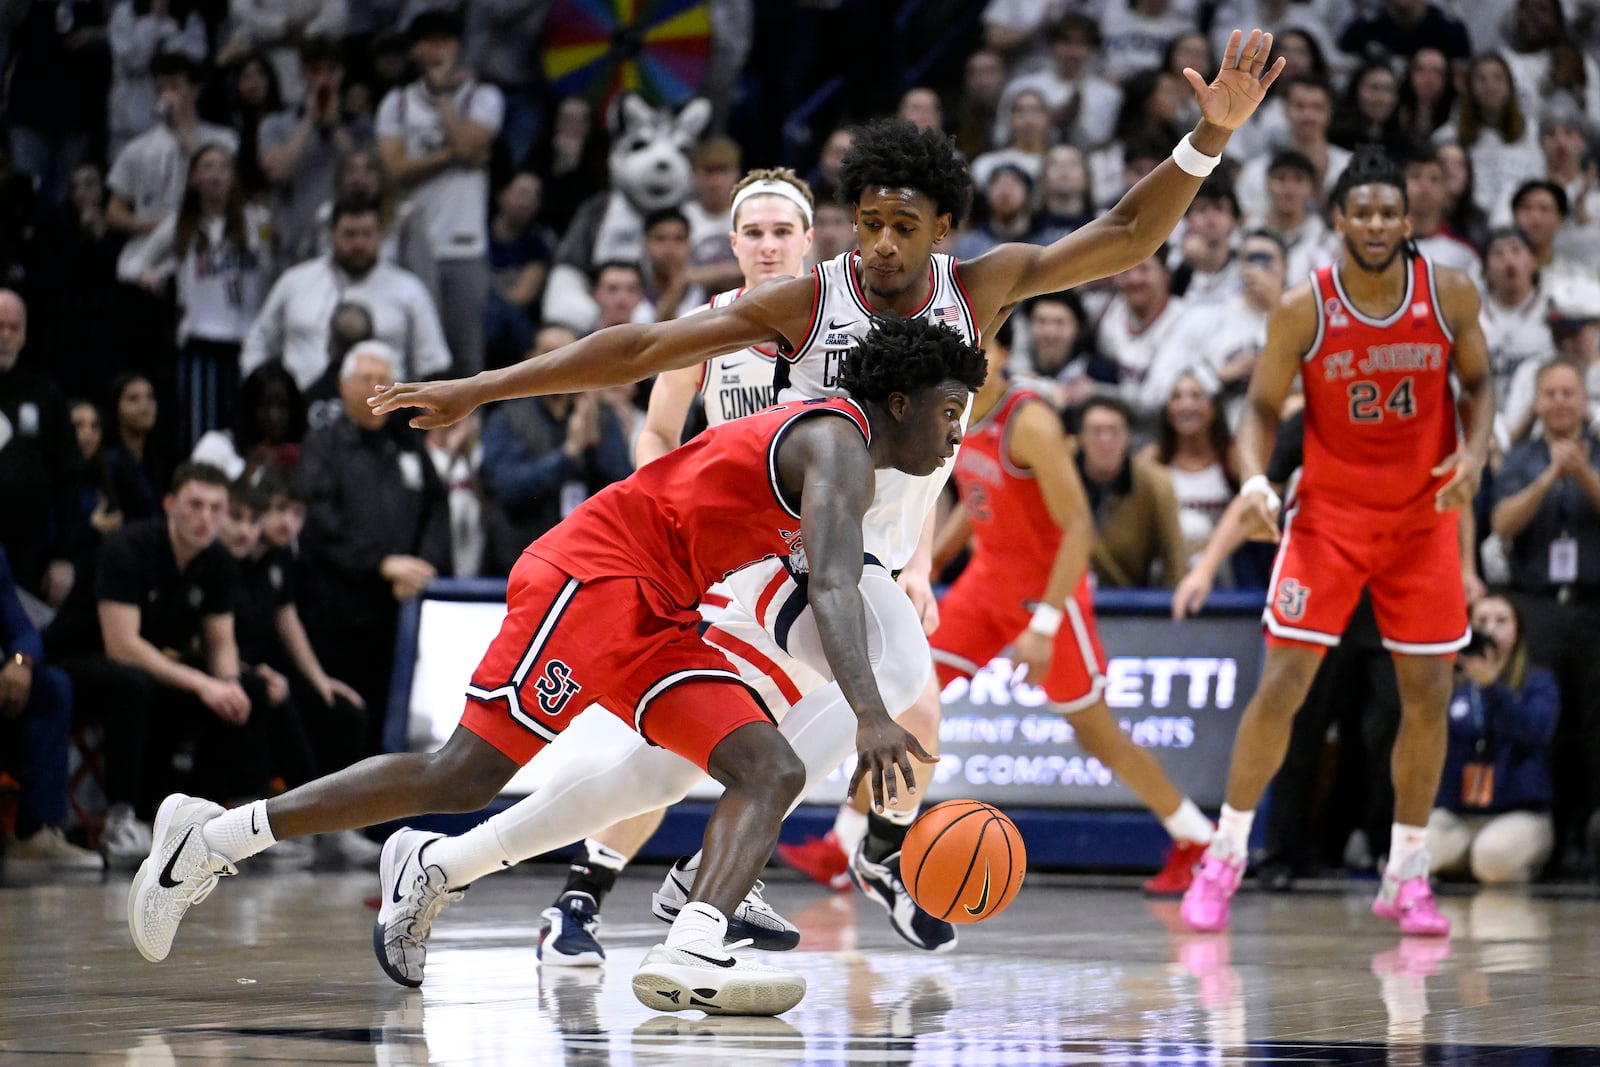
[{"xmin": 1426, "ymin": 593, "xmax": 1560, "ymax": 885}]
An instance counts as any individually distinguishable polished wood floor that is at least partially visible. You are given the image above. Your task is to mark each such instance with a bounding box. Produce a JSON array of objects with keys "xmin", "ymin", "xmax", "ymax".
[{"xmin": 4, "ymin": 857, "xmax": 1600, "ymax": 1065}]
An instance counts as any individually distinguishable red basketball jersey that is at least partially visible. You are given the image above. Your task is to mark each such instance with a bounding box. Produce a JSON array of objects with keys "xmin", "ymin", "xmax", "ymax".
[
  {"xmin": 531, "ymin": 398, "xmax": 871, "ymax": 609},
  {"xmin": 1299, "ymin": 255, "xmax": 1457, "ymax": 515},
  {"xmin": 953, "ymin": 386, "xmax": 1060, "ymax": 585}
]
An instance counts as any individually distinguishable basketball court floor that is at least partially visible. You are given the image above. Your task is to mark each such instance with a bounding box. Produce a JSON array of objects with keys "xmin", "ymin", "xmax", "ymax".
[{"xmin": 5, "ymin": 858, "xmax": 1600, "ymax": 1065}]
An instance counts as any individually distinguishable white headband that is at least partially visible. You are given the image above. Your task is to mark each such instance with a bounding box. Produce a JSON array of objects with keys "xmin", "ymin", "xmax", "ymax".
[{"xmin": 731, "ymin": 180, "xmax": 813, "ymax": 227}]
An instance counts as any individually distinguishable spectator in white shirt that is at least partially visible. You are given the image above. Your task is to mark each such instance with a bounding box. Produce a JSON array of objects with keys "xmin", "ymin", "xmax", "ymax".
[
  {"xmin": 1510, "ymin": 179, "xmax": 1600, "ymax": 309},
  {"xmin": 240, "ymin": 193, "xmax": 451, "ymax": 391},
  {"xmin": 377, "ymin": 9, "xmax": 502, "ymax": 378},
  {"xmin": 1234, "ymin": 77, "xmax": 1349, "ymax": 226},
  {"xmin": 972, "ymin": 89, "xmax": 1052, "ymax": 190},
  {"xmin": 1168, "ymin": 178, "xmax": 1241, "ymax": 303},
  {"xmin": 1097, "ymin": 0, "xmax": 1197, "ymax": 83},
  {"xmin": 1086, "ymin": 248, "xmax": 1191, "ymax": 435},
  {"xmin": 997, "ymin": 13, "xmax": 1122, "ymax": 152},
  {"xmin": 1535, "ymin": 99, "xmax": 1600, "ymax": 267},
  {"xmin": 1441, "ymin": 54, "xmax": 1544, "ymax": 220},
  {"xmin": 682, "ymin": 137, "xmax": 744, "ymax": 295},
  {"xmin": 216, "ymin": 0, "xmax": 346, "ymax": 104},
  {"xmin": 107, "ymin": 51, "xmax": 239, "ymax": 284},
  {"xmin": 108, "ymin": 1, "xmax": 208, "ymax": 159},
  {"xmin": 118, "ymin": 144, "xmax": 271, "ymax": 447},
  {"xmin": 1479, "ymin": 227, "xmax": 1557, "ymax": 440},
  {"xmin": 630, "ymin": 209, "xmax": 707, "ymax": 324},
  {"xmin": 1260, "ymin": 149, "xmax": 1338, "ymax": 285},
  {"xmin": 1406, "ymin": 145, "xmax": 1481, "ymax": 276}
]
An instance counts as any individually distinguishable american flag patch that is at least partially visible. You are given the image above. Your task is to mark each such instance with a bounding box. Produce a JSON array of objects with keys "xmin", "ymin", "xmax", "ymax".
[{"xmin": 932, "ymin": 305, "xmax": 962, "ymax": 325}]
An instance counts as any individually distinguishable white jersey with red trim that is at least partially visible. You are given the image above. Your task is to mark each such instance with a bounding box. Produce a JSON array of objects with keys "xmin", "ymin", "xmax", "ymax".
[
  {"xmin": 752, "ymin": 248, "xmax": 980, "ymax": 573},
  {"xmin": 699, "ymin": 287, "xmax": 783, "ymax": 427}
]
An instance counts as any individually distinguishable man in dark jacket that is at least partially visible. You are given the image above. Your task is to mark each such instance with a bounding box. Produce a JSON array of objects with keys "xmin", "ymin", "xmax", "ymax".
[{"xmin": 297, "ymin": 340, "xmax": 451, "ymax": 751}]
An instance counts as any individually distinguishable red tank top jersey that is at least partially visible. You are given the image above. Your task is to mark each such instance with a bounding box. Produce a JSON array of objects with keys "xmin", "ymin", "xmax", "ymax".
[
  {"xmin": 953, "ymin": 386, "xmax": 1060, "ymax": 583},
  {"xmin": 1299, "ymin": 255, "xmax": 1457, "ymax": 515},
  {"xmin": 530, "ymin": 398, "xmax": 871, "ymax": 609}
]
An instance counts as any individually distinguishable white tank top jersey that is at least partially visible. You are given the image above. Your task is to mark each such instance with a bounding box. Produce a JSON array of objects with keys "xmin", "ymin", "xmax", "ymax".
[
  {"xmin": 772, "ymin": 248, "xmax": 981, "ymax": 571},
  {"xmin": 699, "ymin": 287, "xmax": 782, "ymax": 428}
]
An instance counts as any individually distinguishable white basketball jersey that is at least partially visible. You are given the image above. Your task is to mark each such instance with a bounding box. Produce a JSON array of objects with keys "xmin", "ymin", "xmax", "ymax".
[
  {"xmin": 700, "ymin": 287, "xmax": 782, "ymax": 427},
  {"xmin": 773, "ymin": 249, "xmax": 981, "ymax": 570}
]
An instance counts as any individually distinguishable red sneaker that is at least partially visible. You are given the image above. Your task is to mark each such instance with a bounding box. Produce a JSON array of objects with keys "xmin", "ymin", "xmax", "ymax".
[
  {"xmin": 1144, "ymin": 839, "xmax": 1209, "ymax": 896},
  {"xmin": 776, "ymin": 830, "xmax": 851, "ymax": 891}
]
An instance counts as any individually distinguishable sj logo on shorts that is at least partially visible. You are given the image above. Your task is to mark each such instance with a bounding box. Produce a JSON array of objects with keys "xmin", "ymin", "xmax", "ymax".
[
  {"xmin": 534, "ymin": 659, "xmax": 582, "ymax": 715},
  {"xmin": 1276, "ymin": 578, "xmax": 1310, "ymax": 622}
]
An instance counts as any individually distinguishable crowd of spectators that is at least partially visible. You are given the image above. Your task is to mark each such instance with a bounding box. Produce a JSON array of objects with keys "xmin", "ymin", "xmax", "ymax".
[{"xmin": 1, "ymin": 0, "xmax": 1599, "ymax": 884}]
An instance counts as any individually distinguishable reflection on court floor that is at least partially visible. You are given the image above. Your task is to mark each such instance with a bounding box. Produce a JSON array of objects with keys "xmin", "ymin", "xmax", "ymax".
[{"xmin": 5, "ymin": 865, "xmax": 1599, "ymax": 1065}]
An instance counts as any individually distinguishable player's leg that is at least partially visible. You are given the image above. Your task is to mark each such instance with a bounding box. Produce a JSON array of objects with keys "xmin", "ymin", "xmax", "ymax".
[
  {"xmin": 129, "ymin": 724, "xmax": 523, "ymax": 965},
  {"xmin": 624, "ymin": 672, "xmax": 807, "ymax": 1015},
  {"xmin": 1367, "ymin": 512, "xmax": 1468, "ymax": 936},
  {"xmin": 538, "ymin": 810, "xmax": 666, "ymax": 967},
  {"xmin": 1183, "ymin": 503, "xmax": 1369, "ymax": 929},
  {"xmin": 1372, "ymin": 652, "xmax": 1453, "ymax": 935}
]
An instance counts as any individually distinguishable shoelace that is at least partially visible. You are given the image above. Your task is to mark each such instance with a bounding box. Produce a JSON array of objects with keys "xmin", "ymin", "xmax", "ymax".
[
  {"xmin": 400, "ymin": 869, "xmax": 464, "ymax": 944},
  {"xmin": 159, "ymin": 856, "xmax": 236, "ymax": 917}
]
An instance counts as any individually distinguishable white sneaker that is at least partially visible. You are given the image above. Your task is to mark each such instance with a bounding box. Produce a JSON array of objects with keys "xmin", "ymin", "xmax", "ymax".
[
  {"xmin": 651, "ymin": 855, "xmax": 800, "ymax": 951},
  {"xmin": 373, "ymin": 828, "xmax": 462, "ymax": 988},
  {"xmin": 632, "ymin": 938, "xmax": 806, "ymax": 1016},
  {"xmin": 127, "ymin": 793, "xmax": 236, "ymax": 963},
  {"xmin": 7, "ymin": 826, "xmax": 105, "ymax": 870},
  {"xmin": 102, "ymin": 803, "xmax": 154, "ymax": 869}
]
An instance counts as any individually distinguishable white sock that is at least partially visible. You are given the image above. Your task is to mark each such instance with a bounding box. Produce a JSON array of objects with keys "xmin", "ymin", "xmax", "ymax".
[
  {"xmin": 1386, "ymin": 823, "xmax": 1430, "ymax": 882},
  {"xmin": 1162, "ymin": 798, "xmax": 1214, "ymax": 845},
  {"xmin": 1212, "ymin": 804, "xmax": 1254, "ymax": 861},
  {"xmin": 876, "ymin": 804, "xmax": 918, "ymax": 827},
  {"xmin": 665, "ymin": 901, "xmax": 728, "ymax": 950},
  {"xmin": 201, "ymin": 800, "xmax": 276, "ymax": 864},
  {"xmin": 584, "ymin": 839, "xmax": 629, "ymax": 872},
  {"xmin": 425, "ymin": 818, "xmax": 519, "ymax": 889},
  {"xmin": 833, "ymin": 805, "xmax": 868, "ymax": 850}
]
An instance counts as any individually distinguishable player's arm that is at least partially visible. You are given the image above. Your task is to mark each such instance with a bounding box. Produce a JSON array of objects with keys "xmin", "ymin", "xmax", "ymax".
[
  {"xmin": 1435, "ymin": 267, "xmax": 1495, "ymax": 513},
  {"xmin": 958, "ymin": 30, "xmax": 1284, "ymax": 310},
  {"xmin": 1234, "ymin": 282, "xmax": 1317, "ymax": 539},
  {"xmin": 370, "ymin": 275, "xmax": 815, "ymax": 429},
  {"xmin": 636, "ymin": 363, "xmax": 704, "ymax": 467},
  {"xmin": 779, "ymin": 417, "xmax": 937, "ymax": 810},
  {"xmin": 1007, "ymin": 398, "xmax": 1093, "ymax": 683}
]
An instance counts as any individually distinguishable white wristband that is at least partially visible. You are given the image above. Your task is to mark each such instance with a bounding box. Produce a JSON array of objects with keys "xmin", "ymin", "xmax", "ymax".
[
  {"xmin": 1240, "ymin": 473, "xmax": 1281, "ymax": 512},
  {"xmin": 1172, "ymin": 132, "xmax": 1222, "ymax": 178},
  {"xmin": 1028, "ymin": 602, "xmax": 1064, "ymax": 637}
]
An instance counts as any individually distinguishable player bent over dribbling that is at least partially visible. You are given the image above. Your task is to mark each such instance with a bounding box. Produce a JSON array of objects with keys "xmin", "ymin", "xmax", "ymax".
[{"xmin": 126, "ymin": 316, "xmax": 985, "ymax": 1017}]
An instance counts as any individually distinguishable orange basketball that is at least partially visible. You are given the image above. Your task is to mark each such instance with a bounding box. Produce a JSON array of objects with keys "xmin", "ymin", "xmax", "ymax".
[{"xmin": 900, "ymin": 800, "xmax": 1026, "ymax": 923}]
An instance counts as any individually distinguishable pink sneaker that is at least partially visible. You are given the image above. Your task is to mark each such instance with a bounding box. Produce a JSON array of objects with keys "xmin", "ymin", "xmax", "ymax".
[
  {"xmin": 1371, "ymin": 876, "xmax": 1450, "ymax": 937},
  {"xmin": 1179, "ymin": 853, "xmax": 1245, "ymax": 933}
]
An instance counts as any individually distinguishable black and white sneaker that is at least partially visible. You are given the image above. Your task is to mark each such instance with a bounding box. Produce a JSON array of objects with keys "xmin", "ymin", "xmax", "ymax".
[
  {"xmin": 373, "ymin": 828, "xmax": 463, "ymax": 988},
  {"xmin": 537, "ymin": 891, "xmax": 605, "ymax": 967},
  {"xmin": 849, "ymin": 841, "xmax": 957, "ymax": 953},
  {"xmin": 632, "ymin": 937, "xmax": 806, "ymax": 1016},
  {"xmin": 651, "ymin": 854, "xmax": 800, "ymax": 951}
]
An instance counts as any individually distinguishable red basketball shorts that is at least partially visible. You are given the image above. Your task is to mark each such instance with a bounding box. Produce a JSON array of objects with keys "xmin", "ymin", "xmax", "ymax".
[
  {"xmin": 931, "ymin": 569, "xmax": 1107, "ymax": 710},
  {"xmin": 1264, "ymin": 496, "xmax": 1469, "ymax": 655},
  {"xmin": 459, "ymin": 553, "xmax": 775, "ymax": 771}
]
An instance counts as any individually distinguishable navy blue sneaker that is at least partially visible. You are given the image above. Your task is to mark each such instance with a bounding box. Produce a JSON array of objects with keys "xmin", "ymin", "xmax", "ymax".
[
  {"xmin": 850, "ymin": 842, "xmax": 957, "ymax": 953},
  {"xmin": 538, "ymin": 891, "xmax": 605, "ymax": 967}
]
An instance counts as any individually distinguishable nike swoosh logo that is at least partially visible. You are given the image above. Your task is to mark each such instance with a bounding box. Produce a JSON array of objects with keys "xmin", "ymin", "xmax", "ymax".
[
  {"xmin": 965, "ymin": 863, "xmax": 992, "ymax": 917},
  {"xmin": 683, "ymin": 949, "xmax": 738, "ymax": 969},
  {"xmin": 828, "ymin": 318, "xmax": 857, "ymax": 330},
  {"xmin": 391, "ymin": 848, "xmax": 416, "ymax": 905},
  {"xmin": 250, "ymin": 807, "xmax": 259, "ymax": 834},
  {"xmin": 157, "ymin": 828, "xmax": 194, "ymax": 888}
]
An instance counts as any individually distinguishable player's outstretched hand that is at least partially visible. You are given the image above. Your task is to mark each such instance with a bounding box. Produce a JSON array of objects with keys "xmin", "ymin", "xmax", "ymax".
[
  {"xmin": 1184, "ymin": 28, "xmax": 1287, "ymax": 132},
  {"xmin": 369, "ymin": 378, "xmax": 482, "ymax": 429},
  {"xmin": 1240, "ymin": 488, "xmax": 1281, "ymax": 543},
  {"xmin": 1171, "ymin": 567, "xmax": 1215, "ymax": 620},
  {"xmin": 848, "ymin": 714, "xmax": 939, "ymax": 813},
  {"xmin": 1432, "ymin": 448, "xmax": 1486, "ymax": 512}
]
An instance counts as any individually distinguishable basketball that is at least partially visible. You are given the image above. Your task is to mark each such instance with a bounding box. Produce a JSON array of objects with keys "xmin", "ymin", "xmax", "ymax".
[{"xmin": 900, "ymin": 800, "xmax": 1026, "ymax": 923}]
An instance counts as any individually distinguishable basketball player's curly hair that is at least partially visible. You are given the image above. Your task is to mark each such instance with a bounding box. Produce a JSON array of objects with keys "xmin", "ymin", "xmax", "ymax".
[
  {"xmin": 838, "ymin": 314, "xmax": 987, "ymax": 404},
  {"xmin": 1331, "ymin": 144, "xmax": 1409, "ymax": 215},
  {"xmin": 836, "ymin": 118, "xmax": 973, "ymax": 222}
]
